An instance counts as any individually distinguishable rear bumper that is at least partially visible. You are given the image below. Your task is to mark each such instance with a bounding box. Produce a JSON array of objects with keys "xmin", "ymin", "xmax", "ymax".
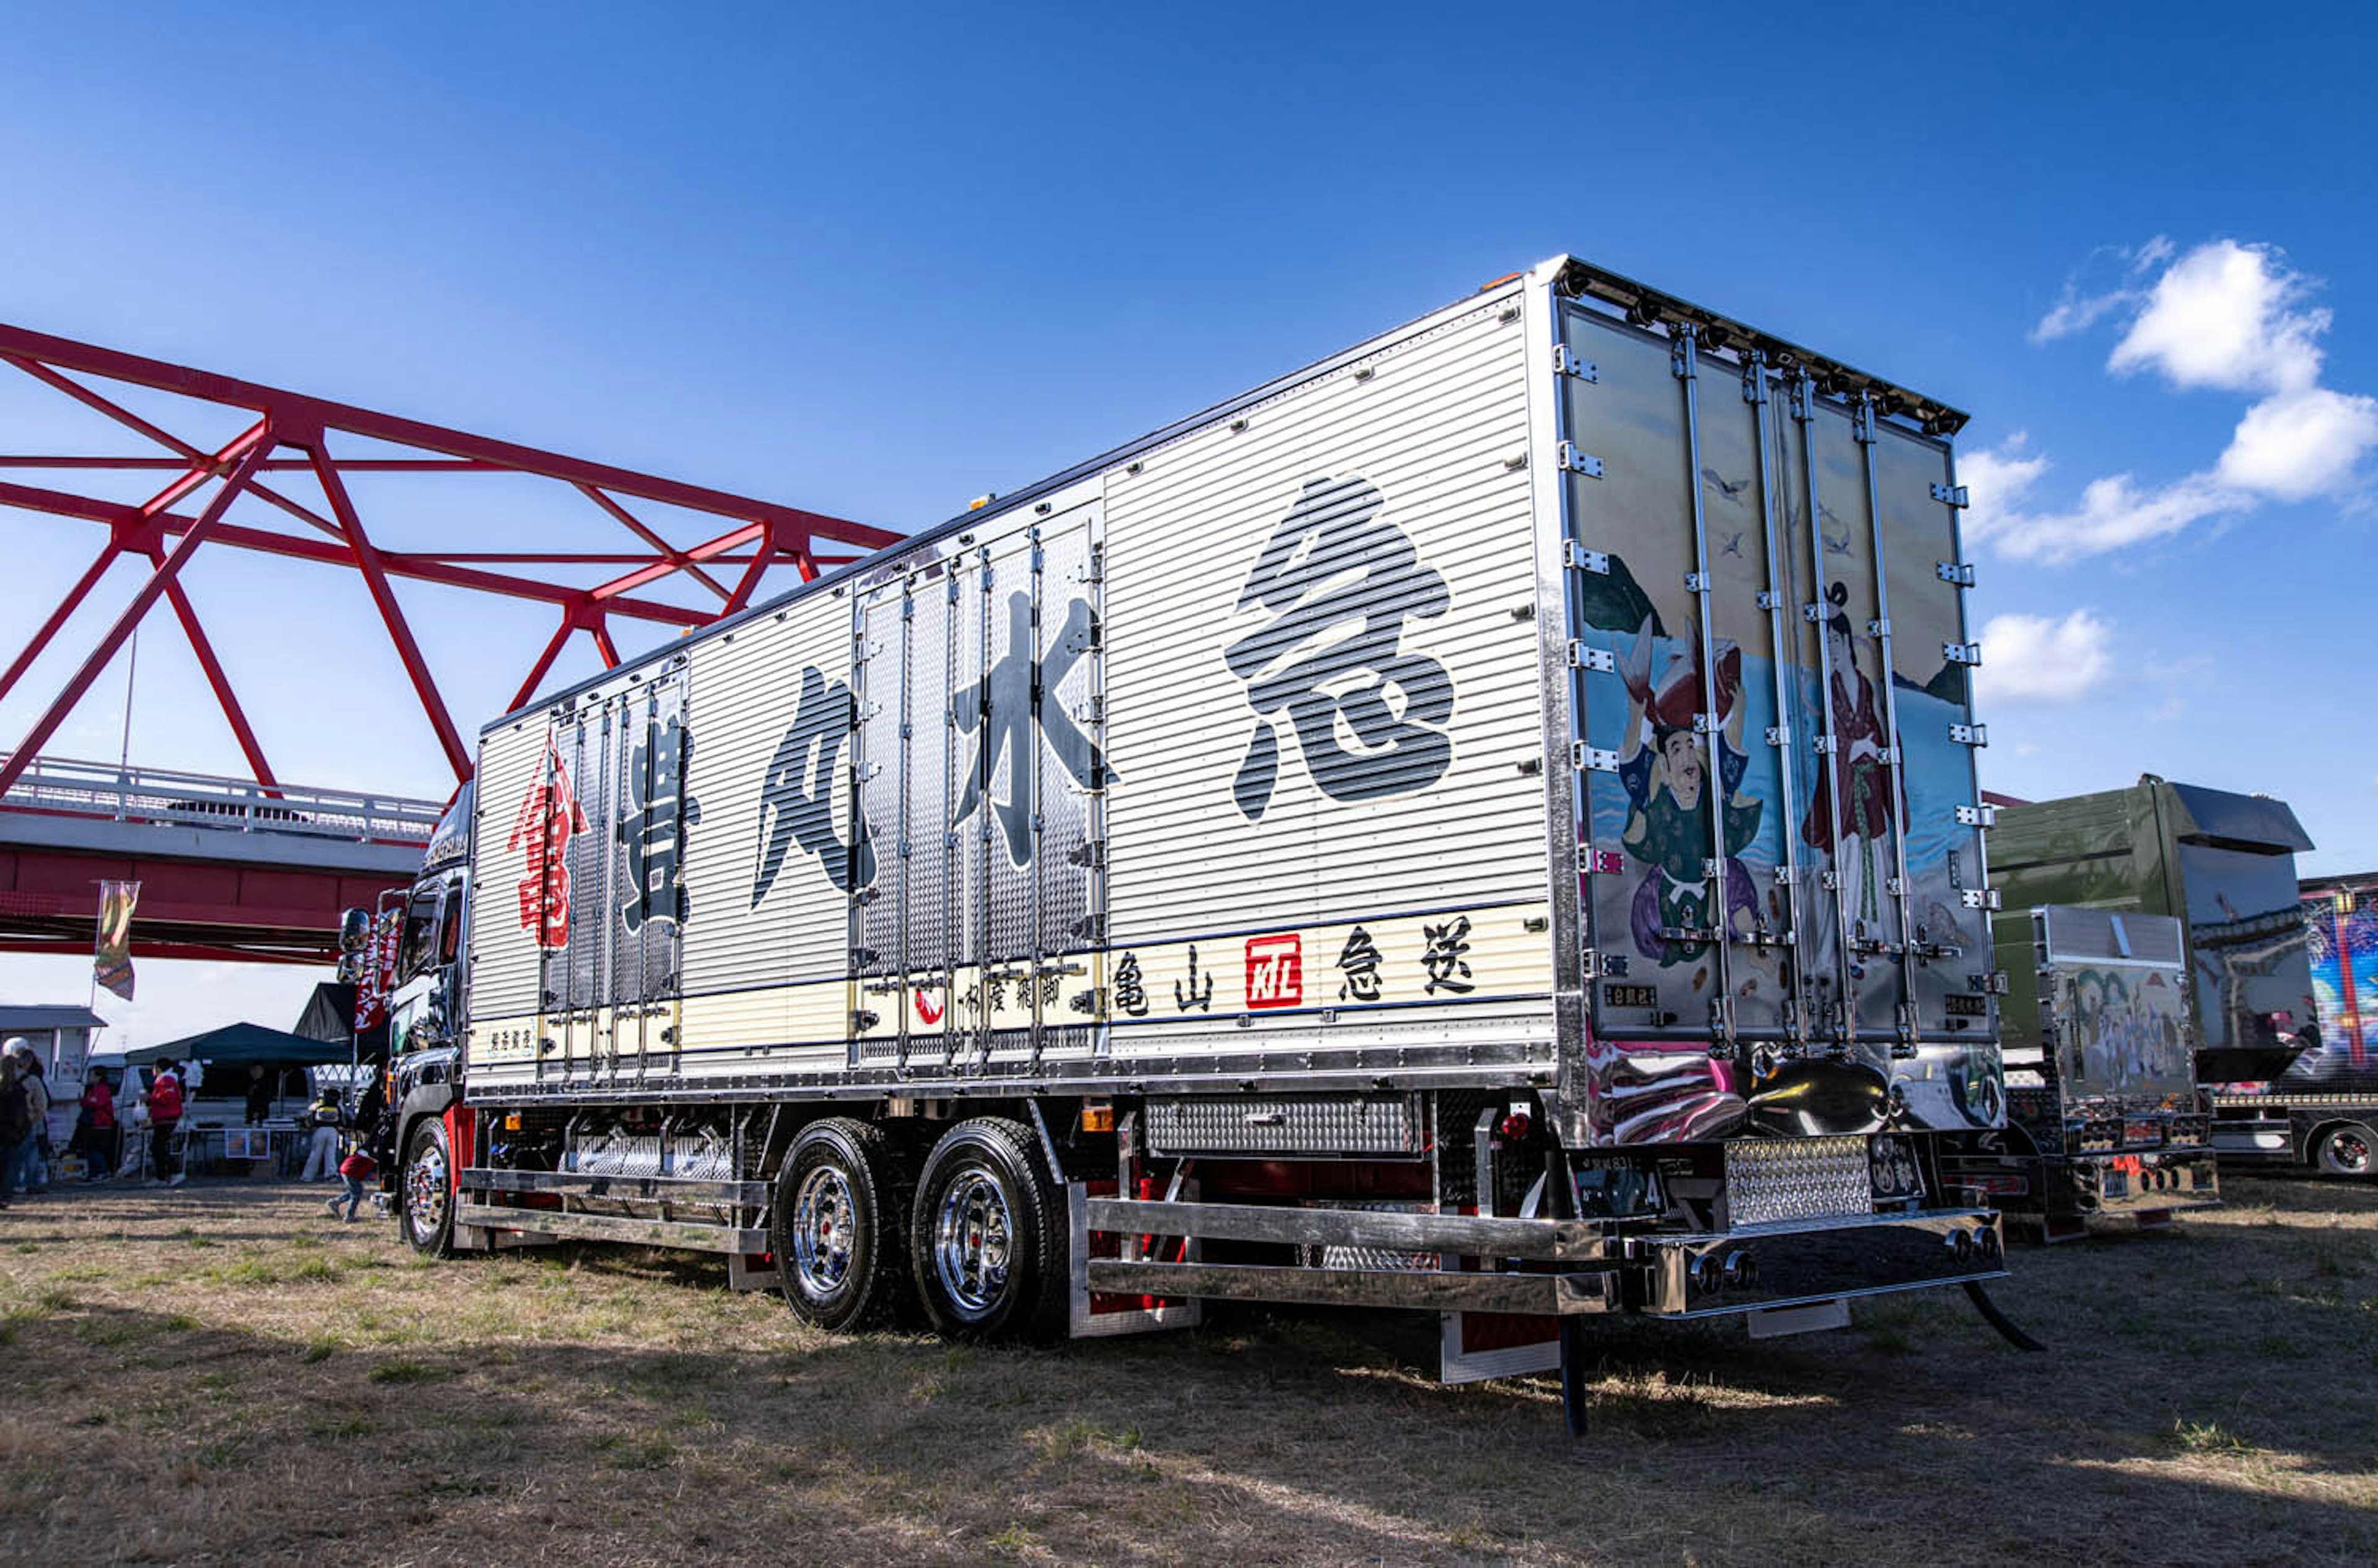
[
  {"xmin": 1080, "ymin": 1197, "xmax": 2003, "ymax": 1320},
  {"xmin": 1627, "ymin": 1209, "xmax": 2006, "ymax": 1317},
  {"xmin": 2078, "ymin": 1148, "xmax": 2219, "ymax": 1216}
]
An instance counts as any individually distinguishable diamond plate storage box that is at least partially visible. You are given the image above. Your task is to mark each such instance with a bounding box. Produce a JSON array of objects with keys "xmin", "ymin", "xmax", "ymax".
[{"xmin": 1145, "ymin": 1093, "xmax": 1425, "ymax": 1158}]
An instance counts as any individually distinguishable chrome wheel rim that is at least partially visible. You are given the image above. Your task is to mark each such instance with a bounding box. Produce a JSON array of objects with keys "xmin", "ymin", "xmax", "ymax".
[
  {"xmin": 933, "ymin": 1168, "xmax": 1013, "ymax": 1317},
  {"xmin": 2324, "ymin": 1130, "xmax": 2371, "ymax": 1175},
  {"xmin": 791, "ymin": 1166, "xmax": 856, "ymax": 1297},
  {"xmin": 406, "ymin": 1138, "xmax": 448, "ymax": 1237}
]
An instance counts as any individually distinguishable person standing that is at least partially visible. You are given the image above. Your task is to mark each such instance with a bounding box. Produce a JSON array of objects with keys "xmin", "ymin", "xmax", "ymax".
[
  {"xmin": 243, "ymin": 1065, "xmax": 274, "ymax": 1126},
  {"xmin": 8, "ymin": 1043, "xmax": 51, "ymax": 1196},
  {"xmin": 147, "ymin": 1060, "xmax": 185, "ymax": 1189},
  {"xmin": 299, "ymin": 1087, "xmax": 344, "ymax": 1182},
  {"xmin": 78, "ymin": 1071, "xmax": 118, "ymax": 1183},
  {"xmin": 0, "ymin": 1056, "xmax": 31, "ymax": 1209}
]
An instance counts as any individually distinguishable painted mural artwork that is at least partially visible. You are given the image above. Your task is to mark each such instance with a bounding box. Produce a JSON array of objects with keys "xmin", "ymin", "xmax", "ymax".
[
  {"xmin": 2062, "ymin": 965, "xmax": 2190, "ymax": 1094},
  {"xmin": 617, "ymin": 711, "xmax": 699, "ymax": 932},
  {"xmin": 1613, "ymin": 624, "xmax": 1759, "ymax": 967},
  {"xmin": 2299, "ymin": 886, "xmax": 2378, "ymax": 1091},
  {"xmin": 508, "ymin": 736, "xmax": 586, "ymax": 950},
  {"xmin": 1803, "ymin": 580, "xmax": 1908, "ymax": 942},
  {"xmin": 1226, "ymin": 475, "xmax": 1454, "ymax": 821},
  {"xmin": 951, "ymin": 592, "xmax": 1112, "ymax": 866},
  {"xmin": 1554, "ymin": 315, "xmax": 2003, "ymax": 1143},
  {"xmin": 753, "ymin": 666, "xmax": 874, "ymax": 902}
]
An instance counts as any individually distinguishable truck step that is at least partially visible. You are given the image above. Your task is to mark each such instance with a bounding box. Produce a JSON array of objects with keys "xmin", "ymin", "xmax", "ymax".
[
  {"xmin": 1084, "ymin": 1198, "xmax": 1607, "ymax": 1263},
  {"xmin": 456, "ymin": 1203, "xmax": 769, "ymax": 1255},
  {"xmin": 458, "ymin": 1168, "xmax": 768, "ymax": 1206},
  {"xmin": 1085, "ymin": 1258, "xmax": 1618, "ymax": 1315}
]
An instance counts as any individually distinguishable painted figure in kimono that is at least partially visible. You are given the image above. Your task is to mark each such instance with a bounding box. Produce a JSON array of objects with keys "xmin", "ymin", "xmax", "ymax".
[
  {"xmin": 1615, "ymin": 619, "xmax": 1762, "ymax": 968},
  {"xmin": 1800, "ymin": 582, "xmax": 1905, "ymax": 938}
]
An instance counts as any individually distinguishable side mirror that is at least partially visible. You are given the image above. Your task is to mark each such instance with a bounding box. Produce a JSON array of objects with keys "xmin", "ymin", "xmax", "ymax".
[
  {"xmin": 338, "ymin": 907, "xmax": 372, "ymax": 953},
  {"xmin": 336, "ymin": 951, "xmax": 365, "ymax": 985}
]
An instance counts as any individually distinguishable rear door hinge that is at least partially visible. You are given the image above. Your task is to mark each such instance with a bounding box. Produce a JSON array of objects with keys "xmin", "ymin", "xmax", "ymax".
[
  {"xmin": 1557, "ymin": 442, "xmax": 1605, "ymax": 478},
  {"xmin": 1567, "ymin": 640, "xmax": 1616, "ymax": 673}
]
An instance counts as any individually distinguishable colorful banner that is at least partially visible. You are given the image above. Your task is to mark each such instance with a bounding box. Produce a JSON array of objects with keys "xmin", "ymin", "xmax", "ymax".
[
  {"xmin": 353, "ymin": 910, "xmax": 399, "ymax": 1033},
  {"xmin": 94, "ymin": 879, "xmax": 139, "ymax": 1001}
]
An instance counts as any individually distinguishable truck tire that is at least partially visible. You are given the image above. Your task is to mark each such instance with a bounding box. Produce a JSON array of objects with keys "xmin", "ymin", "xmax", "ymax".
[
  {"xmin": 2312, "ymin": 1122, "xmax": 2376, "ymax": 1178},
  {"xmin": 909, "ymin": 1117, "xmax": 1067, "ymax": 1343},
  {"xmin": 399, "ymin": 1118, "xmax": 456, "ymax": 1258},
  {"xmin": 772, "ymin": 1118, "xmax": 915, "ymax": 1331}
]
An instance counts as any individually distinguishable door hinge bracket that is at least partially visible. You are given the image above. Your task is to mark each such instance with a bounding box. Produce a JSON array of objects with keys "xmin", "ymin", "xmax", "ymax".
[
  {"xmin": 1553, "ymin": 344, "xmax": 1598, "ymax": 381},
  {"xmin": 1557, "ymin": 442, "xmax": 1605, "ymax": 478},
  {"xmin": 1567, "ymin": 640, "xmax": 1616, "ymax": 673}
]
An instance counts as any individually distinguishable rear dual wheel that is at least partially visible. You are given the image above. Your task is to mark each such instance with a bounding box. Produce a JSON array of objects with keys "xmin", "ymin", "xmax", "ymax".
[
  {"xmin": 772, "ymin": 1118, "xmax": 915, "ymax": 1331},
  {"xmin": 910, "ymin": 1118, "xmax": 1068, "ymax": 1343}
]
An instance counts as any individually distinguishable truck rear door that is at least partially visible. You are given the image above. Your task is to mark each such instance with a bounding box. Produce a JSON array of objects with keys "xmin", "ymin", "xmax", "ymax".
[{"xmin": 1557, "ymin": 297, "xmax": 1995, "ymax": 1134}]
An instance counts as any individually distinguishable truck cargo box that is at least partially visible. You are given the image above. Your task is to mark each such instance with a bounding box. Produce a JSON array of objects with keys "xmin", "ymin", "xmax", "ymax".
[{"xmin": 457, "ymin": 259, "xmax": 2003, "ymax": 1149}]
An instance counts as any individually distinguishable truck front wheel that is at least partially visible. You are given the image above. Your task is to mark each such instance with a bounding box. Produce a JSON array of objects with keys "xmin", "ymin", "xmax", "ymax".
[
  {"xmin": 772, "ymin": 1118, "xmax": 914, "ymax": 1331},
  {"xmin": 2312, "ymin": 1122, "xmax": 2376, "ymax": 1178},
  {"xmin": 399, "ymin": 1118, "xmax": 456, "ymax": 1257},
  {"xmin": 909, "ymin": 1118, "xmax": 1067, "ymax": 1343}
]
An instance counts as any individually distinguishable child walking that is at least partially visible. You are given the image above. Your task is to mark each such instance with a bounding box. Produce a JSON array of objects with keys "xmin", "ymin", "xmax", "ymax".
[{"xmin": 324, "ymin": 1139, "xmax": 378, "ymax": 1222}]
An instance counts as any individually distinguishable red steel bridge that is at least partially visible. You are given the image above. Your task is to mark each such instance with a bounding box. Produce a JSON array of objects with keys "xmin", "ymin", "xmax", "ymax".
[{"xmin": 0, "ymin": 322, "xmax": 900, "ymax": 964}]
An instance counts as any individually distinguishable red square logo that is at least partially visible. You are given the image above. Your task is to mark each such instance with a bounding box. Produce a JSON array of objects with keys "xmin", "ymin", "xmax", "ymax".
[{"xmin": 1245, "ymin": 934, "xmax": 1303, "ymax": 1010}]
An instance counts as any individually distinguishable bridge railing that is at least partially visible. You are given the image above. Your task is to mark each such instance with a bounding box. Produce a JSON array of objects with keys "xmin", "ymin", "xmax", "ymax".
[{"xmin": 0, "ymin": 753, "xmax": 446, "ymax": 845}]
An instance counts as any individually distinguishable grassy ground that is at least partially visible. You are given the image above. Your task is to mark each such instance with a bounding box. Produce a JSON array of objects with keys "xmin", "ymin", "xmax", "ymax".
[{"xmin": 1, "ymin": 1175, "xmax": 2373, "ymax": 1566}]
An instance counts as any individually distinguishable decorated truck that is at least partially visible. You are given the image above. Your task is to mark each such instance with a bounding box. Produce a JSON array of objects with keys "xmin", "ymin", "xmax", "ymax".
[
  {"xmin": 1942, "ymin": 902, "xmax": 2216, "ymax": 1239},
  {"xmin": 1965, "ymin": 777, "xmax": 2322, "ymax": 1211},
  {"xmin": 357, "ymin": 256, "xmax": 2024, "ymax": 1431},
  {"xmin": 2260, "ymin": 873, "xmax": 2378, "ymax": 1176}
]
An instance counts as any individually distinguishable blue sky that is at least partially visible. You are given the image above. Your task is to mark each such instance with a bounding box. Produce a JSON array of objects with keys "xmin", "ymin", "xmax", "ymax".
[{"xmin": 3, "ymin": 2, "xmax": 2375, "ymax": 1040}]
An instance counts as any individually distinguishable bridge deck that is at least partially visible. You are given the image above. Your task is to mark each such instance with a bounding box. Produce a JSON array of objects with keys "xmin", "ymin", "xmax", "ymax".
[{"xmin": 0, "ymin": 754, "xmax": 442, "ymax": 962}]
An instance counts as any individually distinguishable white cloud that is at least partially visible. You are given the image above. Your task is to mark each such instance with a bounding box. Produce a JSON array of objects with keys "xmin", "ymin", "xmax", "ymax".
[
  {"xmin": 2215, "ymin": 386, "xmax": 2378, "ymax": 499},
  {"xmin": 1974, "ymin": 610, "xmax": 2115, "ymax": 704},
  {"xmin": 2027, "ymin": 237, "xmax": 2171, "ymax": 343},
  {"xmin": 1980, "ymin": 238, "xmax": 2377, "ymax": 562},
  {"xmin": 2109, "ymin": 240, "xmax": 2328, "ymax": 393}
]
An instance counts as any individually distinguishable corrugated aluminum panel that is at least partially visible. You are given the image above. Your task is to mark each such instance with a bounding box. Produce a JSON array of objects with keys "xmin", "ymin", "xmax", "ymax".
[
  {"xmin": 460, "ymin": 713, "xmax": 551, "ymax": 1081},
  {"xmin": 1100, "ymin": 297, "xmax": 1551, "ymax": 1057}
]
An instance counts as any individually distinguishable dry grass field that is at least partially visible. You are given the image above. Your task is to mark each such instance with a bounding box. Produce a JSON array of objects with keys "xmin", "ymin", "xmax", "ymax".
[{"xmin": 1, "ymin": 1174, "xmax": 2373, "ymax": 1566}]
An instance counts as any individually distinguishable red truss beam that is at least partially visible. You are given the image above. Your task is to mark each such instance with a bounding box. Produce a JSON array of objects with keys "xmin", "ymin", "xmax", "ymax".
[{"xmin": 0, "ymin": 321, "xmax": 902, "ymax": 800}]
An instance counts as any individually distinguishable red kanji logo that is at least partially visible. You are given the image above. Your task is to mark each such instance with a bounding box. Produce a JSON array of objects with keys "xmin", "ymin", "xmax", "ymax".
[
  {"xmin": 913, "ymin": 987, "xmax": 946, "ymax": 1026},
  {"xmin": 1245, "ymin": 933, "xmax": 1303, "ymax": 1010},
  {"xmin": 508, "ymin": 740, "xmax": 587, "ymax": 950}
]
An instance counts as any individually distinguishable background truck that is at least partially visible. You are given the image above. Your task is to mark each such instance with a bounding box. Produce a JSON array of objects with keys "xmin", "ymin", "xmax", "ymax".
[
  {"xmin": 361, "ymin": 256, "xmax": 2024, "ymax": 1431},
  {"xmin": 2268, "ymin": 873, "xmax": 2378, "ymax": 1176},
  {"xmin": 1943, "ymin": 902, "xmax": 2215, "ymax": 1239},
  {"xmin": 1970, "ymin": 776, "xmax": 2319, "ymax": 1208}
]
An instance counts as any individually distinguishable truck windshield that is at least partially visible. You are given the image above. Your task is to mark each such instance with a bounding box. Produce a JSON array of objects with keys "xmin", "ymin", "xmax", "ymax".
[{"xmin": 394, "ymin": 884, "xmax": 442, "ymax": 983}]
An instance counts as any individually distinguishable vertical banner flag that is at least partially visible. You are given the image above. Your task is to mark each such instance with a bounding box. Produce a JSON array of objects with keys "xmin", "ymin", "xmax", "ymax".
[{"xmin": 94, "ymin": 879, "xmax": 140, "ymax": 1001}]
